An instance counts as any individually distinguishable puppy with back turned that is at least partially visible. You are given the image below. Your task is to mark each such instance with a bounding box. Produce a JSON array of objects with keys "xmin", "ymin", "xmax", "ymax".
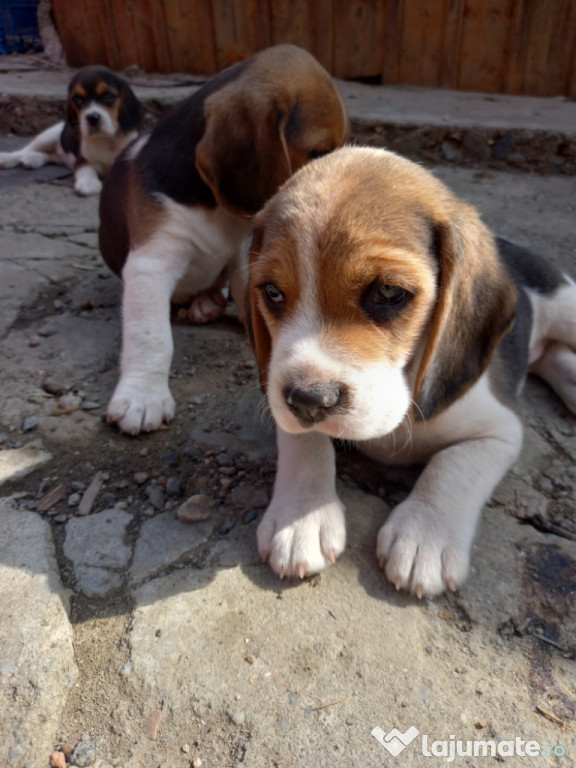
[{"xmin": 99, "ymin": 44, "xmax": 349, "ymax": 436}]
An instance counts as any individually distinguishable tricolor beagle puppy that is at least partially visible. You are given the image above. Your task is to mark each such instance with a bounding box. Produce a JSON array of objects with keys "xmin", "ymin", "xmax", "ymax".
[
  {"xmin": 247, "ymin": 146, "xmax": 576, "ymax": 597},
  {"xmin": 0, "ymin": 66, "xmax": 142, "ymax": 196},
  {"xmin": 99, "ymin": 44, "xmax": 349, "ymax": 435}
]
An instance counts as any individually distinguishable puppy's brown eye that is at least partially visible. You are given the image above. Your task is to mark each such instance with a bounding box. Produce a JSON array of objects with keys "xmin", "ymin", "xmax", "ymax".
[
  {"xmin": 362, "ymin": 281, "xmax": 412, "ymax": 324},
  {"xmin": 101, "ymin": 92, "xmax": 116, "ymax": 106},
  {"xmin": 374, "ymin": 284, "xmax": 406, "ymax": 304},
  {"xmin": 263, "ymin": 283, "xmax": 285, "ymax": 306},
  {"xmin": 72, "ymin": 95, "xmax": 84, "ymax": 108}
]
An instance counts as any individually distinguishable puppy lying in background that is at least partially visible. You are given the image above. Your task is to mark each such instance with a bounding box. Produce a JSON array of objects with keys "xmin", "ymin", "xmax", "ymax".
[
  {"xmin": 0, "ymin": 65, "xmax": 142, "ymax": 196},
  {"xmin": 99, "ymin": 44, "xmax": 349, "ymax": 435},
  {"xmin": 247, "ymin": 146, "xmax": 576, "ymax": 597}
]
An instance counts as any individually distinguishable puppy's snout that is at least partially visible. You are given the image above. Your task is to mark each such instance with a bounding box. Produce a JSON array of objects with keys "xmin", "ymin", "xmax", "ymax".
[
  {"xmin": 284, "ymin": 381, "xmax": 346, "ymax": 425},
  {"xmin": 86, "ymin": 112, "xmax": 101, "ymax": 128}
]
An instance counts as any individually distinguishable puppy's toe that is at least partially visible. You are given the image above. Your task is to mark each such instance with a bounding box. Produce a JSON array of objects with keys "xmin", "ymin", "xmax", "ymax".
[
  {"xmin": 107, "ymin": 384, "xmax": 175, "ymax": 435},
  {"xmin": 258, "ymin": 500, "xmax": 346, "ymax": 579},
  {"xmin": 74, "ymin": 175, "xmax": 102, "ymax": 197},
  {"xmin": 377, "ymin": 500, "xmax": 470, "ymax": 598},
  {"xmin": 188, "ymin": 290, "xmax": 227, "ymax": 324},
  {"xmin": 0, "ymin": 152, "xmax": 20, "ymax": 169},
  {"xmin": 21, "ymin": 151, "xmax": 48, "ymax": 169}
]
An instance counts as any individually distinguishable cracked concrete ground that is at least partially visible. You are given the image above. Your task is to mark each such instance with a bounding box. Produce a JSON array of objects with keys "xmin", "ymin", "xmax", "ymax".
[{"xmin": 1, "ymin": 76, "xmax": 576, "ymax": 768}]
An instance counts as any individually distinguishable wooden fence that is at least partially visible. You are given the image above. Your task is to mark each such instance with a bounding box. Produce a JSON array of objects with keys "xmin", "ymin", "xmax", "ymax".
[{"xmin": 51, "ymin": 0, "xmax": 576, "ymax": 97}]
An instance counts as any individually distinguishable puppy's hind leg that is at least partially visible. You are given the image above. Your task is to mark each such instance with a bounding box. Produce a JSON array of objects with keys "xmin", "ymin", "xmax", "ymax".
[
  {"xmin": 0, "ymin": 123, "xmax": 65, "ymax": 170},
  {"xmin": 530, "ymin": 342, "xmax": 576, "ymax": 414},
  {"xmin": 530, "ymin": 280, "xmax": 576, "ymax": 414}
]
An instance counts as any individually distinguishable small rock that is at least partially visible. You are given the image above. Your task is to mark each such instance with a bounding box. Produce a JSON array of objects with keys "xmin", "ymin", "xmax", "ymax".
[
  {"xmin": 166, "ymin": 477, "xmax": 181, "ymax": 496},
  {"xmin": 42, "ymin": 375, "xmax": 68, "ymax": 397},
  {"xmin": 146, "ymin": 483, "xmax": 165, "ymax": 510},
  {"xmin": 69, "ymin": 739, "xmax": 97, "ymax": 767},
  {"xmin": 177, "ymin": 494, "xmax": 212, "ymax": 522},
  {"xmin": 193, "ymin": 759, "xmax": 203, "ymax": 768},
  {"xmin": 134, "ymin": 471, "xmax": 148, "ymax": 485},
  {"xmin": 49, "ymin": 752, "xmax": 67, "ymax": 768},
  {"xmin": 191, "ymin": 395, "xmax": 209, "ymax": 405},
  {"xmin": 181, "ymin": 743, "xmax": 190, "ymax": 753},
  {"xmin": 22, "ymin": 416, "xmax": 39, "ymax": 432},
  {"xmin": 81, "ymin": 400, "xmax": 101, "ymax": 410},
  {"xmin": 38, "ymin": 324, "xmax": 58, "ymax": 337},
  {"xmin": 231, "ymin": 711, "xmax": 246, "ymax": 726},
  {"xmin": 70, "ymin": 481, "xmax": 86, "ymax": 492},
  {"xmin": 54, "ymin": 393, "xmax": 82, "ymax": 414},
  {"xmin": 67, "ymin": 492, "xmax": 81, "ymax": 507},
  {"xmin": 119, "ymin": 661, "xmax": 132, "ymax": 676},
  {"xmin": 53, "ymin": 299, "xmax": 64, "ymax": 310},
  {"xmin": 28, "ymin": 336, "xmax": 40, "ymax": 347}
]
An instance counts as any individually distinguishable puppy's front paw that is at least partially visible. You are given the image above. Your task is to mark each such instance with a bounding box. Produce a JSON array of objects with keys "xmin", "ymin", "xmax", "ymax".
[
  {"xmin": 107, "ymin": 380, "xmax": 175, "ymax": 435},
  {"xmin": 74, "ymin": 172, "xmax": 102, "ymax": 197},
  {"xmin": 21, "ymin": 150, "xmax": 49, "ymax": 169},
  {"xmin": 377, "ymin": 499, "xmax": 471, "ymax": 598},
  {"xmin": 258, "ymin": 498, "xmax": 346, "ymax": 579},
  {"xmin": 0, "ymin": 152, "xmax": 21, "ymax": 169}
]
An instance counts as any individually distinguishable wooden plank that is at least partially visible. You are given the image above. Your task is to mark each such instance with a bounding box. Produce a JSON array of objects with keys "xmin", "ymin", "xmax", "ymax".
[
  {"xmin": 333, "ymin": 0, "xmax": 385, "ymax": 80},
  {"xmin": 129, "ymin": 0, "xmax": 171, "ymax": 72},
  {"xmin": 380, "ymin": 0, "xmax": 403, "ymax": 84},
  {"xmin": 106, "ymin": 0, "xmax": 140, "ymax": 71},
  {"xmin": 396, "ymin": 0, "xmax": 447, "ymax": 87},
  {"xmin": 457, "ymin": 0, "xmax": 515, "ymax": 93},
  {"xmin": 519, "ymin": 0, "xmax": 576, "ymax": 96},
  {"xmin": 501, "ymin": 0, "xmax": 528, "ymax": 94},
  {"xmin": 270, "ymin": 0, "xmax": 334, "ymax": 72},
  {"xmin": 162, "ymin": 0, "xmax": 217, "ymax": 73},
  {"xmin": 439, "ymin": 0, "xmax": 464, "ymax": 89},
  {"xmin": 51, "ymin": 0, "xmax": 91, "ymax": 67},
  {"xmin": 212, "ymin": 0, "xmax": 271, "ymax": 71},
  {"xmin": 94, "ymin": 0, "xmax": 123, "ymax": 71}
]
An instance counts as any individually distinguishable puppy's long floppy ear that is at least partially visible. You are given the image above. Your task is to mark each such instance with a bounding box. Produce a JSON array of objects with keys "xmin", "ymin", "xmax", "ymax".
[
  {"xmin": 118, "ymin": 78, "xmax": 143, "ymax": 133},
  {"xmin": 196, "ymin": 95, "xmax": 292, "ymax": 217},
  {"xmin": 414, "ymin": 202, "xmax": 517, "ymax": 420},
  {"xmin": 245, "ymin": 227, "xmax": 272, "ymax": 391}
]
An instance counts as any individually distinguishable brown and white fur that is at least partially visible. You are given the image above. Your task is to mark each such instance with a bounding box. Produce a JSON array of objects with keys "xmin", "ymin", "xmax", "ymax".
[
  {"xmin": 0, "ymin": 66, "xmax": 142, "ymax": 196},
  {"xmin": 247, "ymin": 146, "xmax": 576, "ymax": 597},
  {"xmin": 98, "ymin": 44, "xmax": 349, "ymax": 436}
]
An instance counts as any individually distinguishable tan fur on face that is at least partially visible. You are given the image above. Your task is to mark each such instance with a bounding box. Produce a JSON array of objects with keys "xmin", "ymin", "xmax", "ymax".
[
  {"xmin": 196, "ymin": 44, "xmax": 349, "ymax": 217},
  {"xmin": 248, "ymin": 147, "xmax": 518, "ymax": 422}
]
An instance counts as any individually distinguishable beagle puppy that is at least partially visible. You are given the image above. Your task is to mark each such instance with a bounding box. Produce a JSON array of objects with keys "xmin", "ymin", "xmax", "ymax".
[
  {"xmin": 0, "ymin": 66, "xmax": 142, "ymax": 196},
  {"xmin": 247, "ymin": 146, "xmax": 576, "ymax": 597},
  {"xmin": 99, "ymin": 44, "xmax": 349, "ymax": 435}
]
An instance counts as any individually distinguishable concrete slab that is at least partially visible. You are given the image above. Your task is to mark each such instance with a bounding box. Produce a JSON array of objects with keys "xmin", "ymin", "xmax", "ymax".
[
  {"xmin": 0, "ymin": 501, "xmax": 77, "ymax": 768},
  {"xmin": 0, "ymin": 58, "xmax": 574, "ymax": 768}
]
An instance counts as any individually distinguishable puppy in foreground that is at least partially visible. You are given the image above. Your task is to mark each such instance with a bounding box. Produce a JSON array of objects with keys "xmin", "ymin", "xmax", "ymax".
[
  {"xmin": 0, "ymin": 66, "xmax": 142, "ymax": 196},
  {"xmin": 247, "ymin": 146, "xmax": 576, "ymax": 597},
  {"xmin": 99, "ymin": 44, "xmax": 349, "ymax": 436}
]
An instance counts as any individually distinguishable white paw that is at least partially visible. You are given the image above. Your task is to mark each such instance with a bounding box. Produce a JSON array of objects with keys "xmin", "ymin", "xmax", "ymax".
[
  {"xmin": 74, "ymin": 172, "xmax": 102, "ymax": 197},
  {"xmin": 257, "ymin": 498, "xmax": 346, "ymax": 578},
  {"xmin": 377, "ymin": 498, "xmax": 471, "ymax": 597},
  {"xmin": 107, "ymin": 379, "xmax": 175, "ymax": 435},
  {"xmin": 187, "ymin": 288, "xmax": 227, "ymax": 324},
  {"xmin": 0, "ymin": 152, "xmax": 21, "ymax": 169},
  {"xmin": 21, "ymin": 150, "xmax": 49, "ymax": 169}
]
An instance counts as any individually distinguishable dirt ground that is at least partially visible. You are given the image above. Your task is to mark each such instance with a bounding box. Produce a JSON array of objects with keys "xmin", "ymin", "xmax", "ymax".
[{"xmin": 0, "ymin": 134, "xmax": 575, "ymax": 766}]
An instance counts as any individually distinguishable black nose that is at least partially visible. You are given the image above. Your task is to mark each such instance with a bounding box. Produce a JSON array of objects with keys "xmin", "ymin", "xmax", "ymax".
[
  {"xmin": 86, "ymin": 112, "xmax": 100, "ymax": 127},
  {"xmin": 283, "ymin": 382, "xmax": 344, "ymax": 425}
]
